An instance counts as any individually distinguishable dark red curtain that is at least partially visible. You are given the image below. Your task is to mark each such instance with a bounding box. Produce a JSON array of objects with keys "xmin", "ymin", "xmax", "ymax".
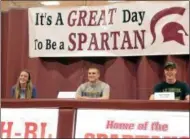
[{"xmin": 1, "ymin": 9, "xmax": 189, "ymax": 99}]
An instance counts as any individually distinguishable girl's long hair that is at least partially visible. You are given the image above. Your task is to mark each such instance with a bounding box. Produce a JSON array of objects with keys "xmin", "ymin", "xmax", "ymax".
[{"xmin": 15, "ymin": 70, "xmax": 33, "ymax": 99}]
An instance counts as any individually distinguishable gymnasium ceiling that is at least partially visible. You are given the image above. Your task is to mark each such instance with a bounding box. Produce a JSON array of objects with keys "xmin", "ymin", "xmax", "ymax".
[
  {"xmin": 1, "ymin": 0, "xmax": 173, "ymax": 11},
  {"xmin": 1, "ymin": 1, "xmax": 123, "ymax": 11}
]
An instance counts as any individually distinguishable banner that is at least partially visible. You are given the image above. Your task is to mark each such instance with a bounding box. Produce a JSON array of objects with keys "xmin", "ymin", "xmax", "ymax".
[
  {"xmin": 1, "ymin": 108, "xmax": 59, "ymax": 138},
  {"xmin": 28, "ymin": 1, "xmax": 189, "ymax": 57},
  {"xmin": 75, "ymin": 109, "xmax": 189, "ymax": 138}
]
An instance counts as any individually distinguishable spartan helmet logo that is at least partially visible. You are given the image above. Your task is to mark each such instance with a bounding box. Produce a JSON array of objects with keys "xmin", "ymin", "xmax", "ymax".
[{"xmin": 150, "ymin": 7, "xmax": 188, "ymax": 45}]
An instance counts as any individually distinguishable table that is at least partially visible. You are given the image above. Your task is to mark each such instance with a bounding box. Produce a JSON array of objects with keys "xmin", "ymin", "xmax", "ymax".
[{"xmin": 1, "ymin": 99, "xmax": 189, "ymax": 138}]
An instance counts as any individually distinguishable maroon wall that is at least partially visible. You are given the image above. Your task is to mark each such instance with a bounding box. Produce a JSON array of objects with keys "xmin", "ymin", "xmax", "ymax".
[{"xmin": 1, "ymin": 9, "xmax": 189, "ymax": 99}]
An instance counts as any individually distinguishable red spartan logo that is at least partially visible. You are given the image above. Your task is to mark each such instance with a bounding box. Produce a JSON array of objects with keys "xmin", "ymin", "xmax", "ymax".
[{"xmin": 150, "ymin": 7, "xmax": 188, "ymax": 45}]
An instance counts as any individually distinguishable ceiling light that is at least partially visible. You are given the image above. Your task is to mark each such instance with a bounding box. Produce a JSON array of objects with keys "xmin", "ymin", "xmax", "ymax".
[
  {"xmin": 41, "ymin": 1, "xmax": 60, "ymax": 6},
  {"xmin": 108, "ymin": 0, "xmax": 121, "ymax": 2}
]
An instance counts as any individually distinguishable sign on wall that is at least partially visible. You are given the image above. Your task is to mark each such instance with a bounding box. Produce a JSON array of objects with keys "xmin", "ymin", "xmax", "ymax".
[
  {"xmin": 75, "ymin": 109, "xmax": 189, "ymax": 138},
  {"xmin": 28, "ymin": 1, "xmax": 189, "ymax": 57},
  {"xmin": 1, "ymin": 108, "xmax": 59, "ymax": 138}
]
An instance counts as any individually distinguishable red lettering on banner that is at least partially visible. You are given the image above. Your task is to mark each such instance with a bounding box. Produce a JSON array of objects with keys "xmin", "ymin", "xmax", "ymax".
[
  {"xmin": 67, "ymin": 8, "xmax": 117, "ymax": 27},
  {"xmin": 68, "ymin": 10, "xmax": 77, "ymax": 26},
  {"xmin": 24, "ymin": 122, "xmax": 48, "ymax": 138},
  {"xmin": 151, "ymin": 121, "xmax": 168, "ymax": 132},
  {"xmin": 84, "ymin": 133, "xmax": 95, "ymax": 138},
  {"xmin": 89, "ymin": 11, "xmax": 98, "ymax": 26},
  {"xmin": 24, "ymin": 122, "xmax": 38, "ymax": 138},
  {"xmin": 162, "ymin": 136, "xmax": 189, "ymax": 139},
  {"xmin": 97, "ymin": 10, "xmax": 106, "ymax": 26},
  {"xmin": 137, "ymin": 121, "xmax": 148, "ymax": 130},
  {"xmin": 106, "ymin": 120, "xmax": 134, "ymax": 130},
  {"xmin": 111, "ymin": 32, "xmax": 120, "ymax": 50},
  {"xmin": 97, "ymin": 133, "xmax": 108, "ymax": 138},
  {"xmin": 151, "ymin": 136, "xmax": 160, "ymax": 138},
  {"xmin": 78, "ymin": 33, "xmax": 87, "ymax": 50},
  {"xmin": 121, "ymin": 30, "xmax": 145, "ymax": 50},
  {"xmin": 108, "ymin": 8, "xmax": 117, "ymax": 25},
  {"xmin": 163, "ymin": 136, "xmax": 177, "ymax": 138},
  {"xmin": 78, "ymin": 11, "xmax": 87, "ymax": 26},
  {"xmin": 68, "ymin": 30, "xmax": 145, "ymax": 51},
  {"xmin": 122, "ymin": 135, "xmax": 133, "ymax": 138},
  {"xmin": 121, "ymin": 31, "xmax": 133, "ymax": 49},
  {"xmin": 1, "ymin": 121, "xmax": 13, "ymax": 138},
  {"xmin": 1, "ymin": 121, "xmax": 52, "ymax": 138},
  {"xmin": 40, "ymin": 122, "xmax": 47, "ymax": 138},
  {"xmin": 123, "ymin": 135, "xmax": 149, "ymax": 138},
  {"xmin": 88, "ymin": 33, "xmax": 99, "ymax": 50},
  {"xmin": 68, "ymin": 33, "xmax": 76, "ymax": 51},
  {"xmin": 110, "ymin": 134, "xmax": 119, "ymax": 138},
  {"xmin": 68, "ymin": 33, "xmax": 87, "ymax": 51},
  {"xmin": 135, "ymin": 135, "xmax": 149, "ymax": 138},
  {"xmin": 134, "ymin": 30, "xmax": 145, "ymax": 49},
  {"xmin": 101, "ymin": 32, "xmax": 110, "ymax": 50},
  {"xmin": 83, "ymin": 133, "xmax": 189, "ymax": 139}
]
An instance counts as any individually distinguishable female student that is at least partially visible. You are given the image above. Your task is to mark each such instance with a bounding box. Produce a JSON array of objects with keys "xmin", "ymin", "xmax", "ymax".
[{"xmin": 11, "ymin": 70, "xmax": 37, "ymax": 99}]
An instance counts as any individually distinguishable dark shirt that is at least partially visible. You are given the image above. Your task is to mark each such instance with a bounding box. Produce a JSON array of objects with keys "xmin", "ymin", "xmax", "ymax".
[
  {"xmin": 153, "ymin": 81, "xmax": 190, "ymax": 100},
  {"xmin": 11, "ymin": 86, "xmax": 37, "ymax": 98}
]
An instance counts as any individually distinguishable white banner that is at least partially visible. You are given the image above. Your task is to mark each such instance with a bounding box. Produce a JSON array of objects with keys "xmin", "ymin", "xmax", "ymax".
[
  {"xmin": 1, "ymin": 108, "xmax": 59, "ymax": 138},
  {"xmin": 28, "ymin": 1, "xmax": 189, "ymax": 57},
  {"xmin": 75, "ymin": 109, "xmax": 189, "ymax": 138}
]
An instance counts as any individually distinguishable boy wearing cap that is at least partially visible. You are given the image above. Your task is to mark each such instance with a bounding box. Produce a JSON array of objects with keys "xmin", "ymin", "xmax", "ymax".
[{"xmin": 150, "ymin": 62, "xmax": 190, "ymax": 100}]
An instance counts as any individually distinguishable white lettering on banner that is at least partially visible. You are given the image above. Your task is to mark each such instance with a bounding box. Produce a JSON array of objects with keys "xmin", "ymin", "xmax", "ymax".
[
  {"xmin": 1, "ymin": 108, "xmax": 59, "ymax": 138},
  {"xmin": 75, "ymin": 109, "xmax": 189, "ymax": 138},
  {"xmin": 28, "ymin": 1, "xmax": 189, "ymax": 57}
]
